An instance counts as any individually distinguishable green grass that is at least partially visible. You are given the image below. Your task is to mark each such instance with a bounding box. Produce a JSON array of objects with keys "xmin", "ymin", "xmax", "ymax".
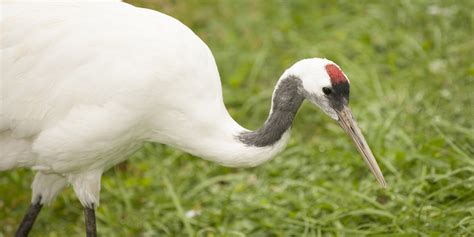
[{"xmin": 1, "ymin": 0, "xmax": 473, "ymax": 236}]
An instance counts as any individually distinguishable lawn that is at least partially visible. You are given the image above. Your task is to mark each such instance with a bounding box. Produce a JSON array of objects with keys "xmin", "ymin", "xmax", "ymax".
[{"xmin": 1, "ymin": 0, "xmax": 473, "ymax": 236}]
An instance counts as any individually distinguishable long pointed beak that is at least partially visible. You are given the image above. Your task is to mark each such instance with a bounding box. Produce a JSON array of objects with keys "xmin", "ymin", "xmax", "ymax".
[{"xmin": 336, "ymin": 105, "xmax": 387, "ymax": 188}]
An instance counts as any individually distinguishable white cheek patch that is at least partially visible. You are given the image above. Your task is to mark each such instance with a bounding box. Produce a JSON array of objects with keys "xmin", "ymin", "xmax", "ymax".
[
  {"xmin": 309, "ymin": 95, "xmax": 338, "ymax": 120},
  {"xmin": 283, "ymin": 58, "xmax": 333, "ymax": 96},
  {"xmin": 301, "ymin": 76, "xmax": 326, "ymax": 96}
]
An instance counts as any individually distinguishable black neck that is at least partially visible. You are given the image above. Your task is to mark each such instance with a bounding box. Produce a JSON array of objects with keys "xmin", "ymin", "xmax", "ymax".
[{"xmin": 238, "ymin": 76, "xmax": 304, "ymax": 147}]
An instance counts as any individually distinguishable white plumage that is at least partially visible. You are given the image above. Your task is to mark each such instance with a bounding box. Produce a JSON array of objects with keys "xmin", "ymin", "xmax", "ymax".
[
  {"xmin": 1, "ymin": 1, "xmax": 289, "ymax": 206},
  {"xmin": 1, "ymin": 1, "xmax": 385, "ymax": 236}
]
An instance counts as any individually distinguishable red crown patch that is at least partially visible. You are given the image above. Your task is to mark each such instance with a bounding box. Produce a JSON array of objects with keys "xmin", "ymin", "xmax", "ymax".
[{"xmin": 325, "ymin": 64, "xmax": 347, "ymax": 85}]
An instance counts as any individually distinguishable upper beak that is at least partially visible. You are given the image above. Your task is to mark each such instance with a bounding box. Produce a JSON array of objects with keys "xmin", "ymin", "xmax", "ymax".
[{"xmin": 336, "ymin": 105, "xmax": 387, "ymax": 188}]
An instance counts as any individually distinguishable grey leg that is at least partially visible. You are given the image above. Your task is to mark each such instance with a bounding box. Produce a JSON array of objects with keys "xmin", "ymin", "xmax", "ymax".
[
  {"xmin": 15, "ymin": 197, "xmax": 43, "ymax": 237},
  {"xmin": 84, "ymin": 205, "xmax": 97, "ymax": 237}
]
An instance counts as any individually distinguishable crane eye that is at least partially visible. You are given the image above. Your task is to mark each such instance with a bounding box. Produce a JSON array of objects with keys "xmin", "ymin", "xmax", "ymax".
[{"xmin": 322, "ymin": 87, "xmax": 332, "ymax": 95}]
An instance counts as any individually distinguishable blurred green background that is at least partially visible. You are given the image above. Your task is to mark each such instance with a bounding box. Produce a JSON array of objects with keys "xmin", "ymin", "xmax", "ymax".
[{"xmin": 1, "ymin": 0, "xmax": 473, "ymax": 236}]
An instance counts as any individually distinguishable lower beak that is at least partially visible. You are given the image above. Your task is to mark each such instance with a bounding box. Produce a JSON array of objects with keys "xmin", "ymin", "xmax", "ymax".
[{"xmin": 336, "ymin": 105, "xmax": 387, "ymax": 188}]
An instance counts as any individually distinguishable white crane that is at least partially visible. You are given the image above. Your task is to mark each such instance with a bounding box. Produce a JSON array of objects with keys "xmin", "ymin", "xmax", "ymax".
[{"xmin": 1, "ymin": 1, "xmax": 386, "ymax": 236}]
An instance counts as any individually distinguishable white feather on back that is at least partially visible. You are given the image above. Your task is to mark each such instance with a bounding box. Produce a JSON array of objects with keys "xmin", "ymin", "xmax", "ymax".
[
  {"xmin": 1, "ymin": 1, "xmax": 302, "ymax": 174},
  {"xmin": 1, "ymin": 2, "xmax": 226, "ymax": 170}
]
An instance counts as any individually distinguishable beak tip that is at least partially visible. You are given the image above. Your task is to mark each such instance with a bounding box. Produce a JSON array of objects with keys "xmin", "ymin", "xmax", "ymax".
[
  {"xmin": 337, "ymin": 106, "xmax": 388, "ymax": 191},
  {"xmin": 379, "ymin": 178, "xmax": 388, "ymax": 189}
]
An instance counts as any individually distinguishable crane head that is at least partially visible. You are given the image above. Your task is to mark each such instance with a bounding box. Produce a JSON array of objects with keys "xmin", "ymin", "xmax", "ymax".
[{"xmin": 283, "ymin": 58, "xmax": 387, "ymax": 188}]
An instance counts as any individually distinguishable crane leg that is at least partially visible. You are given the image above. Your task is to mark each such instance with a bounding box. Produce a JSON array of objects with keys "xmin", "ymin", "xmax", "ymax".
[
  {"xmin": 84, "ymin": 204, "xmax": 97, "ymax": 237},
  {"xmin": 69, "ymin": 170, "xmax": 101, "ymax": 236},
  {"xmin": 15, "ymin": 197, "xmax": 43, "ymax": 237}
]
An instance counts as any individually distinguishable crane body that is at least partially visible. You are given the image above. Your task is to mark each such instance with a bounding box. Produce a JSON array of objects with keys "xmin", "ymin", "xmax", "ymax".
[{"xmin": 1, "ymin": 2, "xmax": 386, "ymax": 236}]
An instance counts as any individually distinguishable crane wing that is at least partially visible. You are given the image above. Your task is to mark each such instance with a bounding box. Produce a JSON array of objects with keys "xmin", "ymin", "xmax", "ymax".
[{"xmin": 1, "ymin": 1, "xmax": 223, "ymax": 139}]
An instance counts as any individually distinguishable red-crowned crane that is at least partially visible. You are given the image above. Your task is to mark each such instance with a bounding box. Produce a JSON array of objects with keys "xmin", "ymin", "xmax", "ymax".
[{"xmin": 1, "ymin": 1, "xmax": 386, "ymax": 236}]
